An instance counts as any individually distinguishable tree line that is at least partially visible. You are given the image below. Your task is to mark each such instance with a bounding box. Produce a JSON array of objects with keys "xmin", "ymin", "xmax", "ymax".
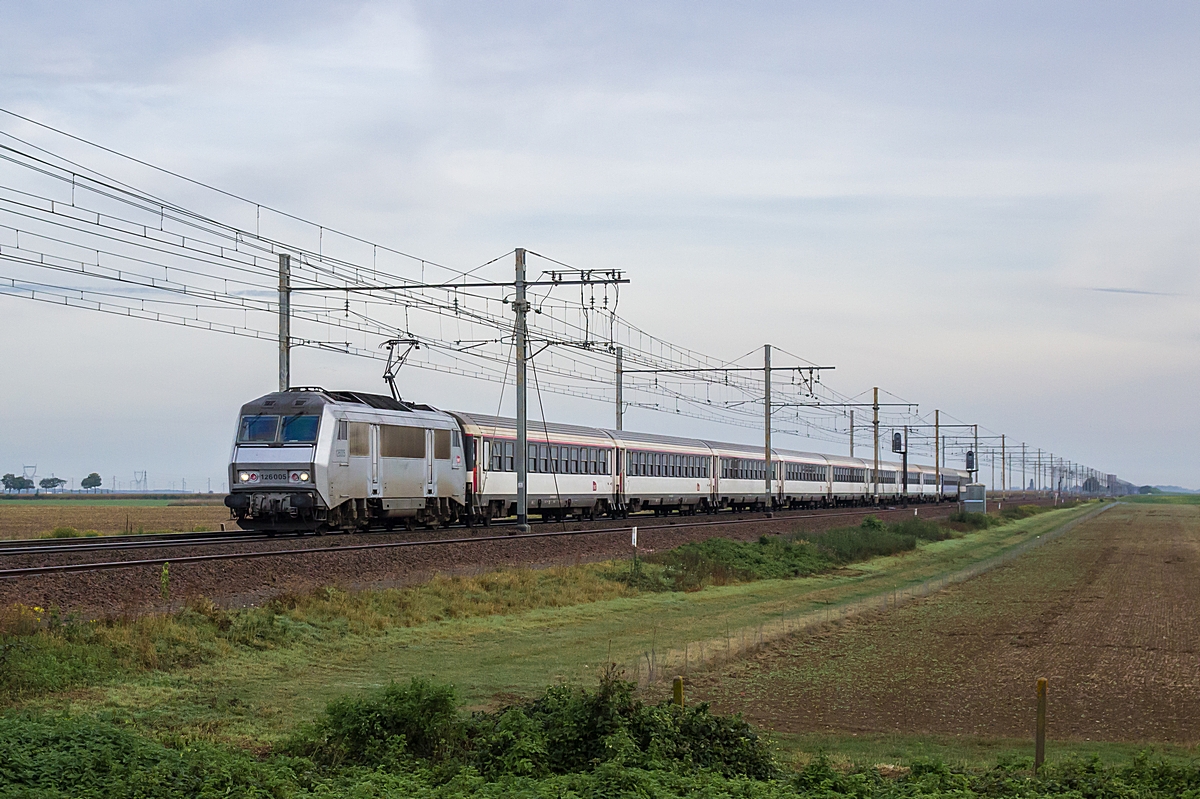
[{"xmin": 2, "ymin": 473, "xmax": 102, "ymax": 493}]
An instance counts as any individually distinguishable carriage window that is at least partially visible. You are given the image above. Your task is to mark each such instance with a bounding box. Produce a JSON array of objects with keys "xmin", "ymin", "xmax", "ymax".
[
  {"xmin": 381, "ymin": 425, "xmax": 424, "ymax": 458},
  {"xmin": 539, "ymin": 444, "xmax": 549, "ymax": 473},
  {"xmin": 504, "ymin": 441, "xmax": 514, "ymax": 471},
  {"xmin": 238, "ymin": 415, "xmax": 279, "ymax": 443},
  {"xmin": 348, "ymin": 422, "xmax": 370, "ymax": 457},
  {"xmin": 336, "ymin": 419, "xmax": 348, "ymax": 441}
]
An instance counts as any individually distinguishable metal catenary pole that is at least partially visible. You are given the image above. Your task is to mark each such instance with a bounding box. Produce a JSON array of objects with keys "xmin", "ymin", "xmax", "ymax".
[
  {"xmin": 1001, "ymin": 433, "xmax": 1006, "ymax": 495},
  {"xmin": 514, "ymin": 248, "xmax": 529, "ymax": 532},
  {"xmin": 934, "ymin": 409, "xmax": 940, "ymax": 493},
  {"xmin": 278, "ymin": 253, "xmax": 290, "ymax": 392},
  {"xmin": 615, "ymin": 346, "xmax": 623, "ymax": 431},
  {"xmin": 872, "ymin": 387, "xmax": 880, "ymax": 501},
  {"xmin": 764, "ymin": 344, "xmax": 772, "ymax": 510},
  {"xmin": 973, "ymin": 424, "xmax": 978, "ymax": 483},
  {"xmin": 849, "ymin": 409, "xmax": 854, "ymax": 457}
]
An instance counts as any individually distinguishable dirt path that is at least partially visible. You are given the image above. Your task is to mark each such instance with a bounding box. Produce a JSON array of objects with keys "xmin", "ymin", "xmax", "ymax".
[{"xmin": 690, "ymin": 503, "xmax": 1200, "ymax": 744}]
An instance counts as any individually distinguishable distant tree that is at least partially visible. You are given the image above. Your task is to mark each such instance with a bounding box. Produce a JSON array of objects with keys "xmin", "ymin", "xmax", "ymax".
[
  {"xmin": 2, "ymin": 473, "xmax": 34, "ymax": 493},
  {"xmin": 1137, "ymin": 485, "xmax": 1159, "ymax": 495},
  {"xmin": 39, "ymin": 477, "xmax": 67, "ymax": 492},
  {"xmin": 81, "ymin": 473, "xmax": 102, "ymax": 492}
]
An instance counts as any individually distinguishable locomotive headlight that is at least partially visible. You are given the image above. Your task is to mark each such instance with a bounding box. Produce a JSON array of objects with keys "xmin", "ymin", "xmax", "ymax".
[
  {"xmin": 300, "ymin": 472, "xmax": 310, "ymax": 482},
  {"xmin": 239, "ymin": 472, "xmax": 250, "ymax": 483}
]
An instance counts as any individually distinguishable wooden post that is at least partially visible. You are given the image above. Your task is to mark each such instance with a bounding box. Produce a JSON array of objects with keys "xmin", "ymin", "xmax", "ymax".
[
  {"xmin": 673, "ymin": 675, "xmax": 685, "ymax": 707},
  {"xmin": 1035, "ymin": 677, "xmax": 1047, "ymax": 773}
]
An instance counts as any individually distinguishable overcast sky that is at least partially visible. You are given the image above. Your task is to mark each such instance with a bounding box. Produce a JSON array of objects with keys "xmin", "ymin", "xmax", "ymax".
[{"xmin": 2, "ymin": 1, "xmax": 1197, "ymax": 490}]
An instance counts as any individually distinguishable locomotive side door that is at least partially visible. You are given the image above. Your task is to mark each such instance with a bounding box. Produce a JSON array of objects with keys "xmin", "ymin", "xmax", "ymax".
[
  {"xmin": 368, "ymin": 424, "xmax": 381, "ymax": 498},
  {"xmin": 424, "ymin": 428, "xmax": 436, "ymax": 497}
]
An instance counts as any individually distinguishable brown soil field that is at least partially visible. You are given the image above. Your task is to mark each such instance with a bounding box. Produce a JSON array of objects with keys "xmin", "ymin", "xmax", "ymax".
[
  {"xmin": 690, "ymin": 502, "xmax": 1200, "ymax": 745},
  {"xmin": 0, "ymin": 503, "xmax": 233, "ymax": 540}
]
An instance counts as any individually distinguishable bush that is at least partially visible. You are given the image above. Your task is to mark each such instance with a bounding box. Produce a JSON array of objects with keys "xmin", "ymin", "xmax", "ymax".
[
  {"xmin": 0, "ymin": 711, "xmax": 300, "ymax": 798},
  {"xmin": 948, "ymin": 510, "xmax": 999, "ymax": 529},
  {"xmin": 889, "ymin": 516, "xmax": 955, "ymax": 542},
  {"xmin": 646, "ymin": 537, "xmax": 830, "ymax": 590},
  {"xmin": 291, "ymin": 678, "xmax": 462, "ymax": 768},
  {"xmin": 814, "ymin": 524, "xmax": 916, "ymax": 562},
  {"xmin": 290, "ymin": 668, "xmax": 778, "ymax": 781}
]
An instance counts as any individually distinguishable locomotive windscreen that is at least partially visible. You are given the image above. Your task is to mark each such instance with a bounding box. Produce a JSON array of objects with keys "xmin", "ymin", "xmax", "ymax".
[
  {"xmin": 238, "ymin": 414, "xmax": 320, "ymax": 443},
  {"xmin": 239, "ymin": 415, "xmax": 279, "ymax": 442},
  {"xmin": 281, "ymin": 415, "xmax": 320, "ymax": 442}
]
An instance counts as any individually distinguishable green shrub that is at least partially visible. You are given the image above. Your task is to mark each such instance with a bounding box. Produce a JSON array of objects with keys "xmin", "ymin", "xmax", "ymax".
[
  {"xmin": 0, "ymin": 712, "xmax": 300, "ymax": 798},
  {"xmin": 889, "ymin": 516, "xmax": 956, "ymax": 542},
  {"xmin": 291, "ymin": 678, "xmax": 462, "ymax": 768},
  {"xmin": 813, "ymin": 525, "xmax": 916, "ymax": 562},
  {"xmin": 290, "ymin": 668, "xmax": 777, "ymax": 781},
  {"xmin": 948, "ymin": 510, "xmax": 999, "ymax": 529},
  {"xmin": 48, "ymin": 526, "xmax": 81, "ymax": 538},
  {"xmin": 646, "ymin": 537, "xmax": 830, "ymax": 589}
]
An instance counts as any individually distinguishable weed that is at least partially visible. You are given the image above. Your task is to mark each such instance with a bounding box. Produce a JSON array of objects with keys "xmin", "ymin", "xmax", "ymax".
[{"xmin": 160, "ymin": 562, "xmax": 170, "ymax": 603}]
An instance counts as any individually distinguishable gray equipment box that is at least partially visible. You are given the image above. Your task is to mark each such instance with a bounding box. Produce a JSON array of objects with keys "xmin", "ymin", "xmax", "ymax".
[{"xmin": 962, "ymin": 483, "xmax": 986, "ymax": 514}]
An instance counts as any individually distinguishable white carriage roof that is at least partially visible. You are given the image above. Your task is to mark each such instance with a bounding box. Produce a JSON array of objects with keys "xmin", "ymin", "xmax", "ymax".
[
  {"xmin": 451, "ymin": 411, "xmax": 953, "ymax": 471},
  {"xmin": 450, "ymin": 411, "xmax": 609, "ymax": 441}
]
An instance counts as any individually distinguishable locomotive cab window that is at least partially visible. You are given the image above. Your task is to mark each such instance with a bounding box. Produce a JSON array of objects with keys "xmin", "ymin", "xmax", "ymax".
[
  {"xmin": 238, "ymin": 415, "xmax": 279, "ymax": 443},
  {"xmin": 281, "ymin": 415, "xmax": 320, "ymax": 443}
]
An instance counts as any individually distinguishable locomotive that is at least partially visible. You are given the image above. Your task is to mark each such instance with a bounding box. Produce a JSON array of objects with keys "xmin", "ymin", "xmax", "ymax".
[{"xmin": 225, "ymin": 386, "xmax": 968, "ymax": 533}]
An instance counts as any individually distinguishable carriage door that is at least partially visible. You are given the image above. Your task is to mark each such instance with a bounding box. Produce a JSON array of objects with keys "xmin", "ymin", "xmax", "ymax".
[
  {"xmin": 614, "ymin": 448, "xmax": 624, "ymax": 507},
  {"xmin": 424, "ymin": 428, "xmax": 436, "ymax": 496},
  {"xmin": 368, "ymin": 425, "xmax": 381, "ymax": 497}
]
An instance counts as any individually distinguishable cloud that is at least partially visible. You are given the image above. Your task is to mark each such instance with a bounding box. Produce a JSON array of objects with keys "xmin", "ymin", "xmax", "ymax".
[
  {"xmin": 1088, "ymin": 287, "xmax": 1181, "ymax": 296},
  {"xmin": 2, "ymin": 1, "xmax": 1200, "ymax": 488}
]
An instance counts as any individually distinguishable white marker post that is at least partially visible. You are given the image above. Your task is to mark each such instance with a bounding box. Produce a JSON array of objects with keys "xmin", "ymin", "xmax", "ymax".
[{"xmin": 631, "ymin": 526, "xmax": 639, "ymax": 580}]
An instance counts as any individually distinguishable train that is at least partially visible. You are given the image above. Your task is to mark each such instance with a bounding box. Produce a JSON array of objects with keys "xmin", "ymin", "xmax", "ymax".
[{"xmin": 224, "ymin": 386, "xmax": 970, "ymax": 532}]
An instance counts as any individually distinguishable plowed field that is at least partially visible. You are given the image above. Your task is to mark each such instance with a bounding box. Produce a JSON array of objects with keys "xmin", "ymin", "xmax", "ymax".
[
  {"xmin": 691, "ymin": 503, "xmax": 1200, "ymax": 744},
  {"xmin": 0, "ymin": 501, "xmax": 232, "ymax": 539}
]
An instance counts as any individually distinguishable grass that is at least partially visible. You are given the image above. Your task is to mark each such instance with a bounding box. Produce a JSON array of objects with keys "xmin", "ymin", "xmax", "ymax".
[
  {"xmin": 0, "ymin": 503, "xmax": 1101, "ymax": 749},
  {"xmin": 1121, "ymin": 494, "xmax": 1200, "ymax": 505},
  {"xmin": 11, "ymin": 500, "xmax": 1193, "ymax": 796},
  {"xmin": 2, "ymin": 680, "xmax": 1199, "ymax": 797}
]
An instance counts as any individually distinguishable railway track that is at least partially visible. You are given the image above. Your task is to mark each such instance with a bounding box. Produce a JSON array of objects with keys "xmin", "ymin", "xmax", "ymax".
[{"xmin": 0, "ymin": 503, "xmax": 951, "ymax": 578}]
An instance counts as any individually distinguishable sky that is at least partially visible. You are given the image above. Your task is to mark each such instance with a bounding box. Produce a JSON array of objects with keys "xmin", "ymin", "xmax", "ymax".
[{"xmin": 1, "ymin": 1, "xmax": 1197, "ymax": 491}]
